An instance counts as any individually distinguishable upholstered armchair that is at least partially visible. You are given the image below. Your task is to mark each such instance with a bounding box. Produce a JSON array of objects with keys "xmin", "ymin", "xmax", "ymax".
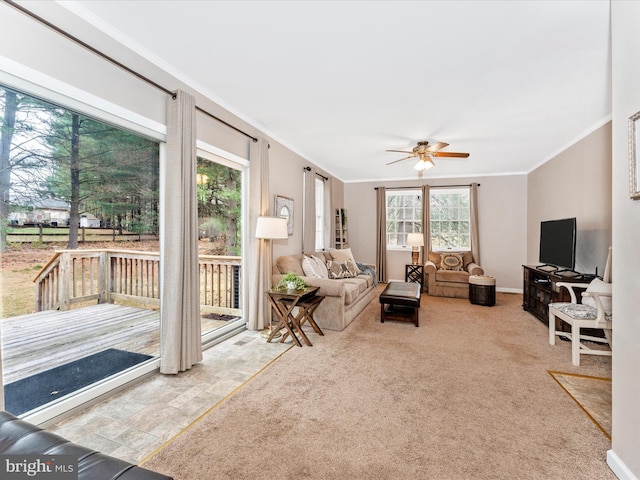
[{"xmin": 424, "ymin": 251, "xmax": 484, "ymax": 298}]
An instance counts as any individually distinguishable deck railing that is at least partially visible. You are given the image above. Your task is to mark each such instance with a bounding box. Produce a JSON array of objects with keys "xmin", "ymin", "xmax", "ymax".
[{"xmin": 34, "ymin": 249, "xmax": 241, "ymax": 313}]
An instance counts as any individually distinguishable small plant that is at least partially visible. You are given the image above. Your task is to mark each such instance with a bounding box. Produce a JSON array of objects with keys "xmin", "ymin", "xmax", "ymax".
[{"xmin": 275, "ymin": 272, "xmax": 307, "ymax": 291}]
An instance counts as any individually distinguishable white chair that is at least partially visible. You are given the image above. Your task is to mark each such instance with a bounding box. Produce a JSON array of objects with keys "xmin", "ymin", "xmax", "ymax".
[{"xmin": 548, "ymin": 247, "xmax": 612, "ymax": 366}]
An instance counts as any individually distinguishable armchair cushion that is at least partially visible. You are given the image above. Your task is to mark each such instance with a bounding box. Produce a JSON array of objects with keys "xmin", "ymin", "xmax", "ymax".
[
  {"xmin": 440, "ymin": 252, "xmax": 465, "ymax": 271},
  {"xmin": 424, "ymin": 251, "xmax": 484, "ymax": 298}
]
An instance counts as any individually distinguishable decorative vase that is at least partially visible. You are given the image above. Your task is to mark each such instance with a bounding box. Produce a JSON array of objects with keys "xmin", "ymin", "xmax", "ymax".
[{"xmin": 285, "ymin": 281, "xmax": 297, "ymax": 290}]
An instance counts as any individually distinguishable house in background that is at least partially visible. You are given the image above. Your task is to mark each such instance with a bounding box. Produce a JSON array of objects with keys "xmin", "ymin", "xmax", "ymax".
[
  {"xmin": 9, "ymin": 198, "xmax": 70, "ymax": 227},
  {"xmin": 0, "ymin": 2, "xmax": 638, "ymax": 479}
]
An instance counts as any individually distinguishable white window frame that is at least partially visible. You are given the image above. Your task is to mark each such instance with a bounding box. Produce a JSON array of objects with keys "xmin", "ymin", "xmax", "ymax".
[
  {"xmin": 385, "ymin": 189, "xmax": 422, "ymax": 250},
  {"xmin": 429, "ymin": 187, "xmax": 471, "ymax": 252},
  {"xmin": 315, "ymin": 176, "xmax": 325, "ymax": 250}
]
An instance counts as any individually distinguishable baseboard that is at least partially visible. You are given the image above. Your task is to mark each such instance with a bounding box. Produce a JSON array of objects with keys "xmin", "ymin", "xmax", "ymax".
[
  {"xmin": 607, "ymin": 450, "xmax": 638, "ymax": 479},
  {"xmin": 497, "ymin": 287, "xmax": 522, "ymax": 294}
]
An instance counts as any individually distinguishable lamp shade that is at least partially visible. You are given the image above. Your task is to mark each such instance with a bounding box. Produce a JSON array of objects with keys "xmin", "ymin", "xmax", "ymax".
[
  {"xmin": 255, "ymin": 216, "xmax": 288, "ymax": 239},
  {"xmin": 407, "ymin": 232, "xmax": 424, "ymax": 247}
]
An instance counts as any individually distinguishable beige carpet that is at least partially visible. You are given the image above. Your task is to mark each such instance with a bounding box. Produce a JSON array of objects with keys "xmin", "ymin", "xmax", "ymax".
[
  {"xmin": 549, "ymin": 371, "xmax": 612, "ymax": 439},
  {"xmin": 143, "ymin": 289, "xmax": 615, "ymax": 480}
]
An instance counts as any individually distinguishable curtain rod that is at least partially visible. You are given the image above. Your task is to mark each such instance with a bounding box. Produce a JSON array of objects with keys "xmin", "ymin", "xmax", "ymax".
[
  {"xmin": 5, "ymin": 0, "xmax": 258, "ymax": 143},
  {"xmin": 303, "ymin": 167, "xmax": 328, "ymax": 181},
  {"xmin": 375, "ymin": 184, "xmax": 480, "ymax": 190}
]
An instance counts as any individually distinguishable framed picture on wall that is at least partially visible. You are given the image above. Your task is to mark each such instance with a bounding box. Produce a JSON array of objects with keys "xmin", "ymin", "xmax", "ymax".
[
  {"xmin": 629, "ymin": 110, "xmax": 640, "ymax": 200},
  {"xmin": 275, "ymin": 195, "xmax": 294, "ymax": 236}
]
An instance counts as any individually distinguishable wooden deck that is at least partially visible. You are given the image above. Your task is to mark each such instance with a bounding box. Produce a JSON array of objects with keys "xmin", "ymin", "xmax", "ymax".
[
  {"xmin": 1, "ymin": 304, "xmax": 161, "ymax": 384},
  {"xmin": 1, "ymin": 303, "xmax": 233, "ymax": 385}
]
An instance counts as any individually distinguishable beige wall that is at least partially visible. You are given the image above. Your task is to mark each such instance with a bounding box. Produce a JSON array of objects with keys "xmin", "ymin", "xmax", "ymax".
[
  {"xmin": 527, "ymin": 122, "xmax": 612, "ymax": 275},
  {"xmin": 345, "ymin": 175, "xmax": 527, "ymax": 291},
  {"xmin": 610, "ymin": 2, "xmax": 640, "ymax": 478},
  {"xmin": 268, "ymin": 140, "xmax": 340, "ymax": 260}
]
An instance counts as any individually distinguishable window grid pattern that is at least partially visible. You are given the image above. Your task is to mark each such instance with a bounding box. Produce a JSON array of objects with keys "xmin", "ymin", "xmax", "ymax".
[
  {"xmin": 430, "ymin": 188, "xmax": 470, "ymax": 250},
  {"xmin": 386, "ymin": 191, "xmax": 422, "ymax": 247}
]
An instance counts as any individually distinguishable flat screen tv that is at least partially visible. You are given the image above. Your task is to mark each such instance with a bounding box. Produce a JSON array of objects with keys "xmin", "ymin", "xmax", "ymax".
[{"xmin": 539, "ymin": 217, "xmax": 577, "ymax": 270}]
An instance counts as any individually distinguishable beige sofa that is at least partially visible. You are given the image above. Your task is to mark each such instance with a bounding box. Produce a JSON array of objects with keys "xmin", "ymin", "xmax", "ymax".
[
  {"xmin": 272, "ymin": 252, "xmax": 376, "ymax": 331},
  {"xmin": 424, "ymin": 251, "xmax": 484, "ymax": 299}
]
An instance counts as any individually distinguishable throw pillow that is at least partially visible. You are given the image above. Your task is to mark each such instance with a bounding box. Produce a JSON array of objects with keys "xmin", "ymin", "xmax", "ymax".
[
  {"xmin": 301, "ymin": 254, "xmax": 329, "ymax": 279},
  {"xmin": 326, "ymin": 259, "xmax": 358, "ymax": 279},
  {"xmin": 328, "ymin": 248, "xmax": 361, "ymax": 273},
  {"xmin": 581, "ymin": 278, "xmax": 612, "ymax": 313},
  {"xmin": 440, "ymin": 252, "xmax": 465, "ymax": 271}
]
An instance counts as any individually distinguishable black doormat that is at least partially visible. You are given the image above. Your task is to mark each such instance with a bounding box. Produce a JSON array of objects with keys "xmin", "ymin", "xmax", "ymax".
[{"xmin": 4, "ymin": 348, "xmax": 153, "ymax": 416}]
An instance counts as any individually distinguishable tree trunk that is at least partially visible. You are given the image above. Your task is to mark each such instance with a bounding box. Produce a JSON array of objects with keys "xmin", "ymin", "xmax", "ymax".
[
  {"xmin": 67, "ymin": 114, "xmax": 81, "ymax": 249},
  {"xmin": 0, "ymin": 90, "xmax": 18, "ymax": 252},
  {"xmin": 225, "ymin": 171, "xmax": 237, "ymax": 252}
]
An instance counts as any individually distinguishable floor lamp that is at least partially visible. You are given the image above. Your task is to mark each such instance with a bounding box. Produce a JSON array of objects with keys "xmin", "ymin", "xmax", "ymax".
[{"xmin": 255, "ymin": 216, "xmax": 288, "ymax": 338}]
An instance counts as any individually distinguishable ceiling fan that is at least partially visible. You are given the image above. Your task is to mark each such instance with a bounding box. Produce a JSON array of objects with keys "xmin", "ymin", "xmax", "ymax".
[{"xmin": 386, "ymin": 140, "xmax": 470, "ymax": 171}]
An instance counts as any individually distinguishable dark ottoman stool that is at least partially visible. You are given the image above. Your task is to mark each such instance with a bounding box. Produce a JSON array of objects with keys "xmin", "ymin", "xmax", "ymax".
[{"xmin": 379, "ymin": 281, "xmax": 421, "ymax": 327}]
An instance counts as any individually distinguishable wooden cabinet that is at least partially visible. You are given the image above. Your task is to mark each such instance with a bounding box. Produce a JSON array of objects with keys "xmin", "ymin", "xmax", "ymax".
[
  {"xmin": 522, "ymin": 265, "xmax": 591, "ymax": 328},
  {"xmin": 334, "ymin": 208, "xmax": 348, "ymax": 249}
]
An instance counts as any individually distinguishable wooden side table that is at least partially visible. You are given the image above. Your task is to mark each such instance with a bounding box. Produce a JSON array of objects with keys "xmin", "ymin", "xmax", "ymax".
[
  {"xmin": 265, "ymin": 287, "xmax": 324, "ymax": 347},
  {"xmin": 405, "ymin": 264, "xmax": 424, "ymax": 290}
]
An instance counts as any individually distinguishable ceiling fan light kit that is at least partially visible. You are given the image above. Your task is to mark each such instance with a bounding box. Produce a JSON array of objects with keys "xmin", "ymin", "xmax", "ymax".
[
  {"xmin": 413, "ymin": 156, "xmax": 435, "ymax": 171},
  {"xmin": 386, "ymin": 139, "xmax": 470, "ymax": 172}
]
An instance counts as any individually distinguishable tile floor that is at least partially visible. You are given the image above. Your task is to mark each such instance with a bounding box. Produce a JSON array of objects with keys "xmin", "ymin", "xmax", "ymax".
[{"xmin": 47, "ymin": 330, "xmax": 291, "ymax": 464}]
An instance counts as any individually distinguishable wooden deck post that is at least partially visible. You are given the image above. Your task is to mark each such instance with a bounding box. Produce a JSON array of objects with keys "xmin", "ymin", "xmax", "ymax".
[{"xmin": 59, "ymin": 251, "xmax": 71, "ymax": 311}]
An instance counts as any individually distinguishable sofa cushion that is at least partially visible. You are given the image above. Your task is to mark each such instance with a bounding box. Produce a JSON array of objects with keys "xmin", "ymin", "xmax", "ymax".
[
  {"xmin": 302, "ymin": 254, "xmax": 329, "ymax": 278},
  {"xmin": 440, "ymin": 252, "xmax": 465, "ymax": 271},
  {"xmin": 276, "ymin": 255, "xmax": 305, "ymax": 276},
  {"xmin": 329, "ymin": 248, "xmax": 361, "ymax": 272},
  {"xmin": 435, "ymin": 269, "xmax": 470, "ymax": 283},
  {"xmin": 342, "ymin": 281, "xmax": 362, "ymax": 305},
  {"xmin": 327, "ymin": 259, "xmax": 358, "ymax": 279}
]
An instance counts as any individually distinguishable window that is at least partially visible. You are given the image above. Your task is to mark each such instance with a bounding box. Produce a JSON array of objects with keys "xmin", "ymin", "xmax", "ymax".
[
  {"xmin": 386, "ymin": 189, "xmax": 421, "ymax": 248},
  {"xmin": 430, "ymin": 187, "xmax": 470, "ymax": 250},
  {"xmin": 315, "ymin": 176, "xmax": 325, "ymax": 250}
]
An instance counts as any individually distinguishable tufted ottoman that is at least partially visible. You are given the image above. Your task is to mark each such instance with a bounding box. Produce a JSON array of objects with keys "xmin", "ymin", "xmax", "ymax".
[{"xmin": 379, "ymin": 282, "xmax": 421, "ymax": 327}]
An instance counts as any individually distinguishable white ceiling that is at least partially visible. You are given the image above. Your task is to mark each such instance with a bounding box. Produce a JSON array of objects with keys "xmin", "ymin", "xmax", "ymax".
[{"xmin": 61, "ymin": 0, "xmax": 611, "ymax": 183}]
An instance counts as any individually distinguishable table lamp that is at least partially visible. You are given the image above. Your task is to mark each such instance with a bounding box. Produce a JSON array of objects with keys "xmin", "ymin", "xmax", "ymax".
[
  {"xmin": 255, "ymin": 216, "xmax": 288, "ymax": 338},
  {"xmin": 407, "ymin": 233, "xmax": 424, "ymax": 265}
]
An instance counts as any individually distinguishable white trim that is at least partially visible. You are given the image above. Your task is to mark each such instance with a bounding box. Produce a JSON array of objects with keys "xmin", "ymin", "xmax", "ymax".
[
  {"xmin": 23, "ymin": 359, "xmax": 160, "ymax": 427},
  {"xmin": 496, "ymin": 287, "xmax": 522, "ymax": 294},
  {"xmin": 196, "ymin": 140, "xmax": 249, "ymax": 169},
  {"xmin": 0, "ymin": 55, "xmax": 166, "ymax": 140},
  {"xmin": 607, "ymin": 450, "xmax": 638, "ymax": 480}
]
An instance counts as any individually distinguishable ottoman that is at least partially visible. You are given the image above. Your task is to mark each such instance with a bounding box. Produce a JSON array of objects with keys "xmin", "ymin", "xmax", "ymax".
[
  {"xmin": 379, "ymin": 281, "xmax": 421, "ymax": 327},
  {"xmin": 469, "ymin": 275, "xmax": 496, "ymax": 306}
]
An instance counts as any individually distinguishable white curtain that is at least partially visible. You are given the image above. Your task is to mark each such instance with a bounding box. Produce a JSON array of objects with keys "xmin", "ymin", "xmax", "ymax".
[
  {"xmin": 160, "ymin": 90, "xmax": 202, "ymax": 374},
  {"xmin": 247, "ymin": 137, "xmax": 270, "ymax": 331},
  {"xmin": 470, "ymin": 182, "xmax": 480, "ymax": 264}
]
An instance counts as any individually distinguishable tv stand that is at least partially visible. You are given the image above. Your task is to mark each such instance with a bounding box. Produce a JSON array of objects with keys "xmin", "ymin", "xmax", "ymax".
[{"xmin": 522, "ymin": 265, "xmax": 591, "ymax": 328}]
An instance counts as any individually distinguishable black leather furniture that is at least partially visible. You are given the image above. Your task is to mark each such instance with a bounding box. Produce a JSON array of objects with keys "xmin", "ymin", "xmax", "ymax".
[
  {"xmin": 379, "ymin": 281, "xmax": 421, "ymax": 327},
  {"xmin": 0, "ymin": 411, "xmax": 172, "ymax": 479}
]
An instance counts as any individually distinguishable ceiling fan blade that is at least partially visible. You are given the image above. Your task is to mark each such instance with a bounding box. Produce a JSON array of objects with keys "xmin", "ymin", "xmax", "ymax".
[
  {"xmin": 426, "ymin": 142, "xmax": 449, "ymax": 152},
  {"xmin": 432, "ymin": 152, "xmax": 470, "ymax": 158},
  {"xmin": 386, "ymin": 155, "xmax": 416, "ymax": 165},
  {"xmin": 386, "ymin": 149, "xmax": 414, "ymax": 154}
]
